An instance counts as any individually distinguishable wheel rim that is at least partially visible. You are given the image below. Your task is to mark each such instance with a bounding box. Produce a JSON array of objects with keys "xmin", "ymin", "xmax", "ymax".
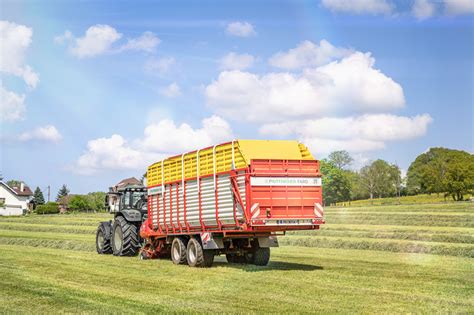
[
  {"xmin": 97, "ymin": 231, "xmax": 104, "ymax": 250},
  {"xmin": 114, "ymin": 226, "xmax": 123, "ymax": 252},
  {"xmin": 188, "ymin": 242, "xmax": 196, "ymax": 264},
  {"xmin": 172, "ymin": 242, "xmax": 180, "ymax": 261}
]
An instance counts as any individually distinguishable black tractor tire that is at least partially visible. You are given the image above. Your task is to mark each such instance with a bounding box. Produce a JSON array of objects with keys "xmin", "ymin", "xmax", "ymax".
[
  {"xmin": 96, "ymin": 222, "xmax": 112, "ymax": 254},
  {"xmin": 186, "ymin": 237, "xmax": 214, "ymax": 267},
  {"xmin": 253, "ymin": 247, "xmax": 270, "ymax": 266},
  {"xmin": 112, "ymin": 216, "xmax": 140, "ymax": 256},
  {"xmin": 171, "ymin": 237, "xmax": 188, "ymax": 265}
]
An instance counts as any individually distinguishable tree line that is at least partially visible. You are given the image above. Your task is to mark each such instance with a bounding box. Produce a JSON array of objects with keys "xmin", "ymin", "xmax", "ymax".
[
  {"xmin": 320, "ymin": 147, "xmax": 473, "ymax": 205},
  {"xmin": 4, "ymin": 146, "xmax": 473, "ymax": 210}
]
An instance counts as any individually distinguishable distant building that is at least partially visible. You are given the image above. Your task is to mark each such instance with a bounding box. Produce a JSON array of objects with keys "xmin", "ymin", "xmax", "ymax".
[
  {"xmin": 110, "ymin": 177, "xmax": 142, "ymax": 192},
  {"xmin": 0, "ymin": 181, "xmax": 34, "ymax": 216}
]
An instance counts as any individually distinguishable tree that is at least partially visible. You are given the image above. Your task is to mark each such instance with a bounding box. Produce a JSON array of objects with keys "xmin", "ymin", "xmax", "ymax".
[
  {"xmin": 86, "ymin": 192, "xmax": 106, "ymax": 212},
  {"xmin": 328, "ymin": 150, "xmax": 354, "ymax": 170},
  {"xmin": 347, "ymin": 171, "xmax": 369, "ymax": 201},
  {"xmin": 6, "ymin": 180, "xmax": 21, "ymax": 188},
  {"xmin": 320, "ymin": 160, "xmax": 351, "ymax": 205},
  {"xmin": 359, "ymin": 163, "xmax": 377, "ymax": 201},
  {"xmin": 443, "ymin": 153, "xmax": 474, "ymax": 201},
  {"xmin": 33, "ymin": 187, "xmax": 45, "ymax": 205},
  {"xmin": 56, "ymin": 184, "xmax": 70, "ymax": 201},
  {"xmin": 407, "ymin": 147, "xmax": 474, "ymax": 199},
  {"xmin": 359, "ymin": 159, "xmax": 399, "ymax": 202},
  {"xmin": 69, "ymin": 195, "xmax": 92, "ymax": 212}
]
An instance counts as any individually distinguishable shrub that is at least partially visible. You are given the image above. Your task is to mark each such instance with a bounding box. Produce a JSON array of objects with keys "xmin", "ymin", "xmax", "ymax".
[
  {"xmin": 69, "ymin": 195, "xmax": 92, "ymax": 212},
  {"xmin": 36, "ymin": 202, "xmax": 59, "ymax": 214}
]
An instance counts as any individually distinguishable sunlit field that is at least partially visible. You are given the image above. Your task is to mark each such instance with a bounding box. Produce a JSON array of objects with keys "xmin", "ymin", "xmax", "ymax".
[{"xmin": 1, "ymin": 202, "xmax": 472, "ymax": 313}]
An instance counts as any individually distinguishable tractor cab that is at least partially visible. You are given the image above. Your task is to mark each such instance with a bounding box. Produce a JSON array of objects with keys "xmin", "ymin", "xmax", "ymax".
[{"xmin": 117, "ymin": 186, "xmax": 147, "ymax": 213}]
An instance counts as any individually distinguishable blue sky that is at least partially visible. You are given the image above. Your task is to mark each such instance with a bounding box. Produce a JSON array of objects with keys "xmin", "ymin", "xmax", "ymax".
[{"xmin": 1, "ymin": 0, "xmax": 473, "ymax": 195}]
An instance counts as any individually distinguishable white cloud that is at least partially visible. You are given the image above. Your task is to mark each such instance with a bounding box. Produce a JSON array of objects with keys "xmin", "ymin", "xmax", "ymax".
[
  {"xmin": 57, "ymin": 25, "xmax": 160, "ymax": 58},
  {"xmin": 226, "ymin": 21, "xmax": 256, "ymax": 37},
  {"xmin": 160, "ymin": 82, "xmax": 181, "ymax": 98},
  {"xmin": 74, "ymin": 135, "xmax": 148, "ymax": 175},
  {"xmin": 69, "ymin": 24, "xmax": 122, "ymax": 58},
  {"xmin": 219, "ymin": 52, "xmax": 255, "ymax": 70},
  {"xmin": 73, "ymin": 116, "xmax": 233, "ymax": 174},
  {"xmin": 269, "ymin": 40, "xmax": 352, "ymax": 70},
  {"xmin": 54, "ymin": 30, "xmax": 72, "ymax": 44},
  {"xmin": 321, "ymin": 0, "xmax": 393, "ymax": 15},
  {"xmin": 144, "ymin": 56, "xmax": 176, "ymax": 74},
  {"xmin": 18, "ymin": 125, "xmax": 62, "ymax": 142},
  {"xmin": 119, "ymin": 31, "xmax": 160, "ymax": 53},
  {"xmin": 0, "ymin": 20, "xmax": 39, "ymax": 89},
  {"xmin": 444, "ymin": 0, "xmax": 474, "ymax": 15},
  {"xmin": 412, "ymin": 0, "xmax": 436, "ymax": 19},
  {"xmin": 260, "ymin": 114, "xmax": 433, "ymax": 154},
  {"xmin": 206, "ymin": 51, "xmax": 404, "ymax": 122},
  {"xmin": 139, "ymin": 115, "xmax": 233, "ymax": 154},
  {"xmin": 0, "ymin": 84, "xmax": 26, "ymax": 122}
]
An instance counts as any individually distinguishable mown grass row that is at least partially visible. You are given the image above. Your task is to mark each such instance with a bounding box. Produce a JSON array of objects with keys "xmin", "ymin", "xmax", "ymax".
[
  {"xmin": 0, "ymin": 237, "xmax": 94, "ymax": 252},
  {"xmin": 280, "ymin": 235, "xmax": 474, "ymax": 258},
  {"xmin": 290, "ymin": 228, "xmax": 474, "ymax": 244},
  {"xmin": 326, "ymin": 213, "xmax": 474, "ymax": 227},
  {"xmin": 0, "ymin": 222, "xmax": 96, "ymax": 234},
  {"xmin": 335, "ymin": 194, "xmax": 473, "ymax": 206},
  {"xmin": 330, "ymin": 202, "xmax": 474, "ymax": 212}
]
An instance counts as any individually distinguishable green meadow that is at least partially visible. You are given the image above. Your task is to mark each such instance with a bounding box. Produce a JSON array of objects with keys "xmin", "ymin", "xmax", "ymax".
[{"xmin": 1, "ymin": 202, "xmax": 473, "ymax": 313}]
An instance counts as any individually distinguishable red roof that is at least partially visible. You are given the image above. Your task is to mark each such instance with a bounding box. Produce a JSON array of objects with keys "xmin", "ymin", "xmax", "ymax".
[
  {"xmin": 0, "ymin": 182, "xmax": 33, "ymax": 197},
  {"xmin": 116, "ymin": 177, "xmax": 141, "ymax": 188},
  {"xmin": 11, "ymin": 185, "xmax": 33, "ymax": 196}
]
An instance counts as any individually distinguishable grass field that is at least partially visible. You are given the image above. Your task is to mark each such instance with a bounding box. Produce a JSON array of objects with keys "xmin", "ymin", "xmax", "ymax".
[{"xmin": 1, "ymin": 202, "xmax": 473, "ymax": 313}]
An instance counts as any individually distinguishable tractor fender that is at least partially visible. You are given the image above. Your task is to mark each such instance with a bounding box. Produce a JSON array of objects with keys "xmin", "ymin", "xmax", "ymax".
[
  {"xmin": 116, "ymin": 209, "xmax": 142, "ymax": 222},
  {"xmin": 98, "ymin": 221, "xmax": 112, "ymax": 240}
]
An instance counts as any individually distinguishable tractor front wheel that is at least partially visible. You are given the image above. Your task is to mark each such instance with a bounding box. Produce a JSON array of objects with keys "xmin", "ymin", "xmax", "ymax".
[{"xmin": 112, "ymin": 216, "xmax": 140, "ymax": 256}]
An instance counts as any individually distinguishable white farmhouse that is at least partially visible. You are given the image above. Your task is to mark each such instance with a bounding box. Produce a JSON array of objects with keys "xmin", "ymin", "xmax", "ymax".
[{"xmin": 0, "ymin": 181, "xmax": 34, "ymax": 216}]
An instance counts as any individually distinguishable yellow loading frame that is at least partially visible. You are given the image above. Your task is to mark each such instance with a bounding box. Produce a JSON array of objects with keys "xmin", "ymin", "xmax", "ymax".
[{"xmin": 147, "ymin": 140, "xmax": 314, "ymax": 187}]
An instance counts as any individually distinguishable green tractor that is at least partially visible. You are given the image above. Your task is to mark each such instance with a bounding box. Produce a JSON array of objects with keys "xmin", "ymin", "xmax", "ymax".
[{"xmin": 95, "ymin": 184, "xmax": 147, "ymax": 256}]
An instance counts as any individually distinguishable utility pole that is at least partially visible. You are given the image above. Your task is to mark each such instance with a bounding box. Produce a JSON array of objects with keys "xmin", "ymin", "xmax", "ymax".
[{"xmin": 47, "ymin": 185, "xmax": 50, "ymax": 202}]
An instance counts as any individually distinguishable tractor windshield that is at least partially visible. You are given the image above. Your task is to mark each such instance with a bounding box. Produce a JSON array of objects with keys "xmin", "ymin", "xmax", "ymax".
[{"xmin": 132, "ymin": 191, "xmax": 146, "ymax": 208}]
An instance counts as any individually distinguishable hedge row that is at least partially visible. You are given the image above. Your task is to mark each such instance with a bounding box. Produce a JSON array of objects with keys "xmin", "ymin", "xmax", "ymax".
[{"xmin": 35, "ymin": 202, "xmax": 60, "ymax": 214}]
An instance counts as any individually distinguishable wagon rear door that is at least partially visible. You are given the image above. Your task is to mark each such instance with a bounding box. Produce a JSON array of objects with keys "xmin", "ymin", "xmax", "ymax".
[{"xmin": 248, "ymin": 159, "xmax": 324, "ymax": 227}]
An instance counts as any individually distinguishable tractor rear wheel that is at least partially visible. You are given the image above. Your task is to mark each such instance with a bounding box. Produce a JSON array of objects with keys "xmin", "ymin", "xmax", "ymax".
[
  {"xmin": 186, "ymin": 237, "xmax": 214, "ymax": 267},
  {"xmin": 112, "ymin": 216, "xmax": 139, "ymax": 256},
  {"xmin": 96, "ymin": 222, "xmax": 112, "ymax": 254},
  {"xmin": 171, "ymin": 237, "xmax": 187, "ymax": 265}
]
